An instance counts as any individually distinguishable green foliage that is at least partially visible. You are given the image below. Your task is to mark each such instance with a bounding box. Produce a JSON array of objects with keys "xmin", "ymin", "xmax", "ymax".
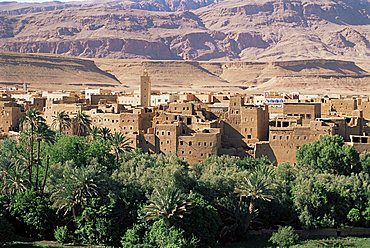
[
  {"xmin": 47, "ymin": 135, "xmax": 88, "ymax": 166},
  {"xmin": 144, "ymin": 186, "xmax": 191, "ymax": 225},
  {"xmin": 296, "ymin": 135, "xmax": 361, "ymax": 175},
  {"xmin": 347, "ymin": 208, "xmax": 361, "ymax": 225},
  {"xmin": 0, "ymin": 139, "xmax": 28, "ymax": 196},
  {"xmin": 269, "ymin": 226, "xmax": 299, "ymax": 247},
  {"xmin": 121, "ymin": 223, "xmax": 148, "ymax": 248},
  {"xmin": 10, "ymin": 190, "xmax": 53, "ymax": 238},
  {"xmin": 177, "ymin": 193, "xmax": 221, "ymax": 247},
  {"xmin": 237, "ymin": 156, "xmax": 272, "ymax": 171},
  {"xmin": 362, "ymin": 207, "xmax": 370, "ymax": 226},
  {"xmin": 48, "ymin": 159, "xmax": 110, "ymax": 218},
  {"xmin": 3, "ymin": 131, "xmax": 370, "ymax": 247},
  {"xmin": 54, "ymin": 226, "xmax": 69, "ymax": 244},
  {"xmin": 194, "ymin": 155, "xmax": 246, "ymax": 207},
  {"xmin": 318, "ymin": 238, "xmax": 346, "ymax": 248},
  {"xmin": 0, "ymin": 195, "xmax": 14, "ymax": 246},
  {"xmin": 85, "ymin": 138, "xmax": 115, "ymax": 170},
  {"xmin": 292, "ymin": 171, "xmax": 370, "ymax": 229},
  {"xmin": 146, "ymin": 219, "xmax": 198, "ymax": 248},
  {"xmin": 361, "ymin": 152, "xmax": 370, "ymax": 174},
  {"xmin": 113, "ymin": 152, "xmax": 194, "ymax": 196},
  {"xmin": 75, "ymin": 195, "xmax": 120, "ymax": 246},
  {"xmin": 121, "ymin": 219, "xmax": 199, "ymax": 248}
]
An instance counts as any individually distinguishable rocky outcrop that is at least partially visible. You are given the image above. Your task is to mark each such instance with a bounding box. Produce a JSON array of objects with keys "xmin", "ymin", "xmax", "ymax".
[
  {"xmin": 0, "ymin": 0, "xmax": 369, "ymax": 61},
  {"xmin": 1, "ymin": 38, "xmax": 176, "ymax": 59}
]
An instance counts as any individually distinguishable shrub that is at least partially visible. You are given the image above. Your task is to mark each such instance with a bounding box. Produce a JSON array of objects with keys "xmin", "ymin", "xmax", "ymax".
[
  {"xmin": 362, "ymin": 207, "xmax": 370, "ymax": 227},
  {"xmin": 347, "ymin": 208, "xmax": 361, "ymax": 225},
  {"xmin": 269, "ymin": 226, "xmax": 299, "ymax": 247},
  {"xmin": 10, "ymin": 190, "xmax": 54, "ymax": 238},
  {"xmin": 54, "ymin": 226, "xmax": 69, "ymax": 244}
]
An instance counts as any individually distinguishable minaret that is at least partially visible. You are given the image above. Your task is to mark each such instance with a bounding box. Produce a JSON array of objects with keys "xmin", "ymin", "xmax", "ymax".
[
  {"xmin": 139, "ymin": 69, "xmax": 151, "ymax": 107},
  {"xmin": 23, "ymin": 82, "xmax": 28, "ymax": 92}
]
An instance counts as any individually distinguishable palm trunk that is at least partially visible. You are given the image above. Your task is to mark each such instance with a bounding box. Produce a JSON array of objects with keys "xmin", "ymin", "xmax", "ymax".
[
  {"xmin": 29, "ymin": 125, "xmax": 34, "ymax": 187},
  {"xmin": 115, "ymin": 150, "xmax": 119, "ymax": 165},
  {"xmin": 244, "ymin": 199, "xmax": 255, "ymax": 234},
  {"xmin": 41, "ymin": 155, "xmax": 49, "ymax": 195},
  {"xmin": 35, "ymin": 139, "xmax": 41, "ymax": 192}
]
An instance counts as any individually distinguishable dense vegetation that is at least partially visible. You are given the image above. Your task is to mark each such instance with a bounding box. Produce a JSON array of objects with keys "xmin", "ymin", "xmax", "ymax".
[{"xmin": 1, "ymin": 109, "xmax": 370, "ymax": 247}]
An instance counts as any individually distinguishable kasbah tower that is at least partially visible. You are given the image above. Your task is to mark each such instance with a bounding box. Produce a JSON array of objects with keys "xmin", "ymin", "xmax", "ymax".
[{"xmin": 139, "ymin": 69, "xmax": 151, "ymax": 107}]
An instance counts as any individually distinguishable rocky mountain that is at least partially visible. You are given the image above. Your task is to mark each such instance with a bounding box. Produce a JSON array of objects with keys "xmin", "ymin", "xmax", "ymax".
[{"xmin": 0, "ymin": 0, "xmax": 369, "ymax": 61}]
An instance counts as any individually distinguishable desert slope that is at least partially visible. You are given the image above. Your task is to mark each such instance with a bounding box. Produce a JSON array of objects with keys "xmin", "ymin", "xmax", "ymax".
[
  {"xmin": 95, "ymin": 58, "xmax": 370, "ymax": 94},
  {"xmin": 0, "ymin": 52, "xmax": 368, "ymax": 94},
  {"xmin": 0, "ymin": 53, "xmax": 121, "ymax": 90}
]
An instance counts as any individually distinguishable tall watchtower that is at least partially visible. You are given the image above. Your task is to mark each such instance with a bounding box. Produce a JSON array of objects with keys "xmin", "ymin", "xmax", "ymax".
[{"xmin": 139, "ymin": 69, "xmax": 151, "ymax": 107}]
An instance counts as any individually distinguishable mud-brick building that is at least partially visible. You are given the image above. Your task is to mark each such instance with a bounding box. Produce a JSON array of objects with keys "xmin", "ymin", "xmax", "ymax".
[
  {"xmin": 0, "ymin": 100, "xmax": 23, "ymax": 132},
  {"xmin": 283, "ymin": 102, "xmax": 321, "ymax": 125},
  {"xmin": 255, "ymin": 117, "xmax": 336, "ymax": 164},
  {"xmin": 139, "ymin": 102, "xmax": 222, "ymax": 165},
  {"xmin": 220, "ymin": 96, "xmax": 269, "ymax": 156}
]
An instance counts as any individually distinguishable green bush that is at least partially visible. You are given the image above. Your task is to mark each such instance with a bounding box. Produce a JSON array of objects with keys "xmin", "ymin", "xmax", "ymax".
[
  {"xmin": 54, "ymin": 226, "xmax": 69, "ymax": 244},
  {"xmin": 269, "ymin": 226, "xmax": 299, "ymax": 247},
  {"xmin": 347, "ymin": 208, "xmax": 361, "ymax": 225},
  {"xmin": 10, "ymin": 190, "xmax": 54, "ymax": 238},
  {"xmin": 362, "ymin": 207, "xmax": 370, "ymax": 227}
]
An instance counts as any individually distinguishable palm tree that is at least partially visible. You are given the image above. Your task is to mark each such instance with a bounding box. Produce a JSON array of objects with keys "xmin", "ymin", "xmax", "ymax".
[
  {"xmin": 99, "ymin": 127, "xmax": 112, "ymax": 140},
  {"xmin": 20, "ymin": 108, "xmax": 45, "ymax": 186},
  {"xmin": 49, "ymin": 161, "xmax": 107, "ymax": 221},
  {"xmin": 34, "ymin": 122, "xmax": 55, "ymax": 192},
  {"xmin": 89, "ymin": 126, "xmax": 100, "ymax": 141},
  {"xmin": 110, "ymin": 132, "xmax": 131, "ymax": 164},
  {"xmin": 144, "ymin": 186, "xmax": 192, "ymax": 226},
  {"xmin": 0, "ymin": 162, "xmax": 27, "ymax": 196},
  {"xmin": 52, "ymin": 111, "xmax": 71, "ymax": 134},
  {"xmin": 234, "ymin": 165, "xmax": 274, "ymax": 234},
  {"xmin": 72, "ymin": 111, "xmax": 91, "ymax": 136}
]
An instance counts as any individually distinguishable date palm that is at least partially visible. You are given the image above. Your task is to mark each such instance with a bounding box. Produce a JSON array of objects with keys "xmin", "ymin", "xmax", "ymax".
[
  {"xmin": 234, "ymin": 165, "xmax": 274, "ymax": 234},
  {"xmin": 144, "ymin": 186, "xmax": 192, "ymax": 226},
  {"xmin": 110, "ymin": 132, "xmax": 131, "ymax": 164},
  {"xmin": 50, "ymin": 162, "xmax": 102, "ymax": 221},
  {"xmin": 72, "ymin": 111, "xmax": 91, "ymax": 136},
  {"xmin": 20, "ymin": 108, "xmax": 45, "ymax": 186},
  {"xmin": 89, "ymin": 126, "xmax": 100, "ymax": 141},
  {"xmin": 34, "ymin": 122, "xmax": 55, "ymax": 192},
  {"xmin": 52, "ymin": 111, "xmax": 71, "ymax": 134},
  {"xmin": 100, "ymin": 127, "xmax": 112, "ymax": 140},
  {"xmin": 0, "ymin": 162, "xmax": 27, "ymax": 196}
]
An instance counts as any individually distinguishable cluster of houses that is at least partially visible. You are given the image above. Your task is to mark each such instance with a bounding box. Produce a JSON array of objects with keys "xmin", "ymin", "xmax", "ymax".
[{"xmin": 1, "ymin": 72, "xmax": 370, "ymax": 165}]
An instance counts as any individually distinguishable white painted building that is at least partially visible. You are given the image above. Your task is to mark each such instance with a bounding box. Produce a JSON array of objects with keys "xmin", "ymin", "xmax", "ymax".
[
  {"xmin": 118, "ymin": 95, "xmax": 140, "ymax": 106},
  {"xmin": 151, "ymin": 94, "xmax": 177, "ymax": 106},
  {"xmin": 42, "ymin": 91, "xmax": 72, "ymax": 101}
]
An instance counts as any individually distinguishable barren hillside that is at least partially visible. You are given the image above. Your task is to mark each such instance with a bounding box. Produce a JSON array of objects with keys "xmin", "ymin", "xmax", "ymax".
[
  {"xmin": 1, "ymin": 52, "xmax": 368, "ymax": 94},
  {"xmin": 95, "ymin": 58, "xmax": 370, "ymax": 94},
  {"xmin": 0, "ymin": 53, "xmax": 121, "ymax": 90},
  {"xmin": 0, "ymin": 0, "xmax": 368, "ymax": 61}
]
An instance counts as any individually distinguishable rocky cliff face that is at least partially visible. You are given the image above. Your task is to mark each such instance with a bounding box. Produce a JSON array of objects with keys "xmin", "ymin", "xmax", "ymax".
[{"xmin": 0, "ymin": 0, "xmax": 368, "ymax": 61}]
